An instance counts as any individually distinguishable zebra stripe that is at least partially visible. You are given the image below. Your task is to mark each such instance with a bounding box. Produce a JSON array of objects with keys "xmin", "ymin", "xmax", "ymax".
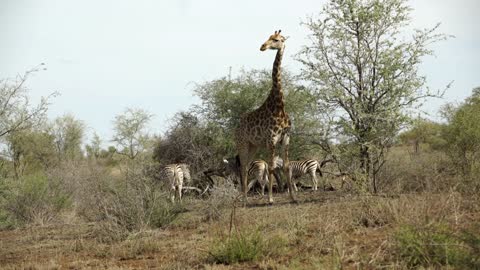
[
  {"xmin": 276, "ymin": 158, "xmax": 323, "ymax": 191},
  {"xmin": 247, "ymin": 160, "xmax": 269, "ymax": 195},
  {"xmin": 177, "ymin": 163, "xmax": 191, "ymax": 184},
  {"xmin": 223, "ymin": 158, "xmax": 269, "ymax": 195},
  {"xmin": 158, "ymin": 164, "xmax": 185, "ymax": 202}
]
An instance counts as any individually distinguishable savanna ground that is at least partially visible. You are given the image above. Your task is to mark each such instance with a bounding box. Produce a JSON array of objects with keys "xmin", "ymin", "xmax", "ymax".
[{"xmin": 1, "ymin": 149, "xmax": 479, "ymax": 270}]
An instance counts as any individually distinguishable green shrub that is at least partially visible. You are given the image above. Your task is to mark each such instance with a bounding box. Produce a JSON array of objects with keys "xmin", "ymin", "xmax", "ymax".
[
  {"xmin": 148, "ymin": 198, "xmax": 185, "ymax": 229},
  {"xmin": 0, "ymin": 209, "xmax": 14, "ymax": 230},
  {"xmin": 208, "ymin": 230, "xmax": 287, "ymax": 264},
  {"xmin": 2, "ymin": 173, "xmax": 71, "ymax": 226},
  {"xmin": 209, "ymin": 230, "xmax": 265, "ymax": 264},
  {"xmin": 394, "ymin": 224, "xmax": 480, "ymax": 269},
  {"xmin": 457, "ymin": 229, "xmax": 480, "ymax": 269}
]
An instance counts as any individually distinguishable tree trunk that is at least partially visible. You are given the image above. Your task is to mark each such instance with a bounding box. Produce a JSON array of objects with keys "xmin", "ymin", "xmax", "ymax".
[
  {"xmin": 360, "ymin": 144, "xmax": 370, "ymax": 176},
  {"xmin": 414, "ymin": 139, "xmax": 419, "ymax": 154},
  {"xmin": 360, "ymin": 144, "xmax": 377, "ymax": 193}
]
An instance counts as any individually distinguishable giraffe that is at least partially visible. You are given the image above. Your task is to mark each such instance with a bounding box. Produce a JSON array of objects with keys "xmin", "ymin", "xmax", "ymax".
[{"xmin": 234, "ymin": 30, "xmax": 296, "ymax": 203}]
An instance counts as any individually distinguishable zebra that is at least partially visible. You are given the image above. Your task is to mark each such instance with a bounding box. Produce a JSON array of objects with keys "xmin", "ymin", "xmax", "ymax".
[
  {"xmin": 157, "ymin": 163, "xmax": 188, "ymax": 202},
  {"xmin": 222, "ymin": 157, "xmax": 270, "ymax": 195},
  {"xmin": 275, "ymin": 157, "xmax": 328, "ymax": 191},
  {"xmin": 177, "ymin": 163, "xmax": 192, "ymax": 184}
]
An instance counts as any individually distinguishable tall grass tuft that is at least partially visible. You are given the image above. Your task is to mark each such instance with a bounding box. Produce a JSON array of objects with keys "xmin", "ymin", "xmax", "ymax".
[
  {"xmin": 394, "ymin": 224, "xmax": 480, "ymax": 269},
  {"xmin": 208, "ymin": 229, "xmax": 287, "ymax": 265},
  {"xmin": 209, "ymin": 230, "xmax": 266, "ymax": 264}
]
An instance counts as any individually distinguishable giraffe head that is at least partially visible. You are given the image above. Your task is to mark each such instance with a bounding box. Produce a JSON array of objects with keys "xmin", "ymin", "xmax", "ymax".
[{"xmin": 260, "ymin": 30, "xmax": 287, "ymax": 51}]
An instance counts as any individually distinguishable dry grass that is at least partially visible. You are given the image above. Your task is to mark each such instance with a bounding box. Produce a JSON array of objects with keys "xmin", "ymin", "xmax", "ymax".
[
  {"xmin": 2, "ymin": 147, "xmax": 479, "ymax": 268},
  {"xmin": 1, "ymin": 189, "xmax": 478, "ymax": 269},
  {"xmin": 377, "ymin": 145, "xmax": 458, "ymax": 193}
]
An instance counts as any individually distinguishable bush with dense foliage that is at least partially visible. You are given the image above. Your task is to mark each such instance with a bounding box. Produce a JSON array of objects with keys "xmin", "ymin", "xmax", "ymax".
[
  {"xmin": 0, "ymin": 173, "xmax": 71, "ymax": 227},
  {"xmin": 441, "ymin": 88, "xmax": 480, "ymax": 179}
]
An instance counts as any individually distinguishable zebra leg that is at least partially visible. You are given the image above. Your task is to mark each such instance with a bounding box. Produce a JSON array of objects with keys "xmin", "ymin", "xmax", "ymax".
[
  {"xmin": 289, "ymin": 166, "xmax": 298, "ymax": 192},
  {"xmin": 262, "ymin": 171, "xmax": 269, "ymax": 196},
  {"xmin": 170, "ymin": 186, "xmax": 176, "ymax": 203},
  {"xmin": 311, "ymin": 172, "xmax": 318, "ymax": 191},
  {"xmin": 178, "ymin": 184, "xmax": 183, "ymax": 202},
  {"xmin": 247, "ymin": 179, "xmax": 256, "ymax": 193},
  {"xmin": 281, "ymin": 135, "xmax": 296, "ymax": 202},
  {"xmin": 292, "ymin": 178, "xmax": 298, "ymax": 192},
  {"xmin": 260, "ymin": 176, "xmax": 266, "ymax": 196},
  {"xmin": 267, "ymin": 144, "xmax": 278, "ymax": 203}
]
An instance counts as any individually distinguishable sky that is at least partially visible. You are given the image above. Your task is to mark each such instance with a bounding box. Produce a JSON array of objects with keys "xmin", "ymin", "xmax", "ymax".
[{"xmin": 1, "ymin": 0, "xmax": 479, "ymax": 144}]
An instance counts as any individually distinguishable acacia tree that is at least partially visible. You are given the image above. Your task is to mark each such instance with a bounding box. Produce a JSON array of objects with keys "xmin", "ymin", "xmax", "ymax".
[
  {"xmin": 85, "ymin": 132, "xmax": 102, "ymax": 160},
  {"xmin": 4, "ymin": 128, "xmax": 56, "ymax": 178},
  {"xmin": 0, "ymin": 64, "xmax": 57, "ymax": 139},
  {"xmin": 50, "ymin": 114, "xmax": 85, "ymax": 160},
  {"xmin": 0, "ymin": 65, "xmax": 57, "ymax": 177},
  {"xmin": 398, "ymin": 118, "xmax": 443, "ymax": 154},
  {"xmin": 112, "ymin": 108, "xmax": 153, "ymax": 160},
  {"xmin": 297, "ymin": 0, "xmax": 449, "ymax": 192}
]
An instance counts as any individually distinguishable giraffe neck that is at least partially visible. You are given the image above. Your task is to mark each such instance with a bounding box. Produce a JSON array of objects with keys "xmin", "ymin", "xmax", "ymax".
[{"xmin": 267, "ymin": 45, "xmax": 285, "ymax": 112}]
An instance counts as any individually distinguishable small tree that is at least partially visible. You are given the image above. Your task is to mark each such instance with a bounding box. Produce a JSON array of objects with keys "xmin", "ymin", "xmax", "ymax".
[
  {"xmin": 297, "ymin": 0, "xmax": 450, "ymax": 192},
  {"xmin": 153, "ymin": 111, "xmax": 230, "ymax": 173},
  {"xmin": 50, "ymin": 114, "xmax": 85, "ymax": 160},
  {"xmin": 3, "ymin": 128, "xmax": 56, "ymax": 178},
  {"xmin": 112, "ymin": 108, "xmax": 153, "ymax": 160},
  {"xmin": 0, "ymin": 64, "xmax": 57, "ymax": 139},
  {"xmin": 0, "ymin": 65, "xmax": 57, "ymax": 178},
  {"xmin": 441, "ymin": 87, "xmax": 480, "ymax": 178},
  {"xmin": 85, "ymin": 132, "xmax": 102, "ymax": 160},
  {"xmin": 398, "ymin": 118, "xmax": 443, "ymax": 154}
]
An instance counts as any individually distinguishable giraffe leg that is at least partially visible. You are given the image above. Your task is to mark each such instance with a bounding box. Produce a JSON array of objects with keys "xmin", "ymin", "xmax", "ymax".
[
  {"xmin": 241, "ymin": 162, "xmax": 248, "ymax": 199},
  {"xmin": 237, "ymin": 149, "xmax": 249, "ymax": 200},
  {"xmin": 268, "ymin": 145, "xmax": 277, "ymax": 204}
]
